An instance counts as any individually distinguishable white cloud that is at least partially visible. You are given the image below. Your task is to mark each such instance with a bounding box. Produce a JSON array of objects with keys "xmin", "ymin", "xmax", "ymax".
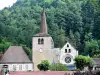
[{"xmin": 0, "ymin": 0, "xmax": 17, "ymax": 10}]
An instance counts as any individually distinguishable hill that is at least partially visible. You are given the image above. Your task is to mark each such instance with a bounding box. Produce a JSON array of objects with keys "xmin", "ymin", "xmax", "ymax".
[{"xmin": 0, "ymin": 0, "xmax": 100, "ymax": 58}]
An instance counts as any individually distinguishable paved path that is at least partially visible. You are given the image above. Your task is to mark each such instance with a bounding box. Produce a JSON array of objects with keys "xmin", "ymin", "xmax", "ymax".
[{"xmin": 10, "ymin": 71, "xmax": 74, "ymax": 75}]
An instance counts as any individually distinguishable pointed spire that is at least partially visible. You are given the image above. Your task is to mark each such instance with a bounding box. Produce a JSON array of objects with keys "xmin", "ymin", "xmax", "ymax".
[{"xmin": 40, "ymin": 8, "xmax": 48, "ymax": 34}]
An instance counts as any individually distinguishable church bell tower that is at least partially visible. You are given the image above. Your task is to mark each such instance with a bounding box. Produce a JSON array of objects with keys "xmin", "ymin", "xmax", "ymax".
[{"xmin": 32, "ymin": 8, "xmax": 54, "ymax": 71}]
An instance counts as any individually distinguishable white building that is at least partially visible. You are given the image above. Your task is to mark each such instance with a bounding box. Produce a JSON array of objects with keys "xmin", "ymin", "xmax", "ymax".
[
  {"xmin": 0, "ymin": 46, "xmax": 33, "ymax": 72},
  {"xmin": 60, "ymin": 42, "xmax": 78, "ymax": 70}
]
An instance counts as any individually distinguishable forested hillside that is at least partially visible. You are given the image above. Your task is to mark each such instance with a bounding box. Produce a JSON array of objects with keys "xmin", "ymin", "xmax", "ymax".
[{"xmin": 0, "ymin": 0, "xmax": 100, "ymax": 58}]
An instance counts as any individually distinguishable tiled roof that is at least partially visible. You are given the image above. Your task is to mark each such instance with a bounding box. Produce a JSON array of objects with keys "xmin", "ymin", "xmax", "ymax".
[
  {"xmin": 0, "ymin": 46, "xmax": 31, "ymax": 63},
  {"xmin": 34, "ymin": 33, "xmax": 50, "ymax": 37},
  {"xmin": 93, "ymin": 58, "xmax": 100, "ymax": 65}
]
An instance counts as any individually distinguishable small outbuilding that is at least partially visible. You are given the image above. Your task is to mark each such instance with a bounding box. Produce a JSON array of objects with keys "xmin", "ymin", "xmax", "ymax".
[
  {"xmin": 92, "ymin": 58, "xmax": 100, "ymax": 70},
  {"xmin": 0, "ymin": 46, "xmax": 33, "ymax": 72}
]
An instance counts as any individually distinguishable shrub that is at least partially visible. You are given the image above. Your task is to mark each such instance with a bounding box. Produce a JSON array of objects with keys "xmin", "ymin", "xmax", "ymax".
[
  {"xmin": 37, "ymin": 60, "xmax": 50, "ymax": 71},
  {"xmin": 49, "ymin": 63, "xmax": 69, "ymax": 71},
  {"xmin": 74, "ymin": 55, "xmax": 93, "ymax": 70}
]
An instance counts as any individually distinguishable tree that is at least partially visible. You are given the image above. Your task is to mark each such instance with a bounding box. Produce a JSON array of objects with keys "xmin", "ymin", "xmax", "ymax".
[
  {"xmin": 74, "ymin": 55, "xmax": 93, "ymax": 70},
  {"xmin": 22, "ymin": 45, "xmax": 32, "ymax": 60},
  {"xmin": 0, "ymin": 0, "xmax": 100, "ymax": 57},
  {"xmin": 0, "ymin": 38, "xmax": 13, "ymax": 53},
  {"xmin": 37, "ymin": 60, "xmax": 50, "ymax": 71},
  {"xmin": 84, "ymin": 40, "xmax": 99, "ymax": 57}
]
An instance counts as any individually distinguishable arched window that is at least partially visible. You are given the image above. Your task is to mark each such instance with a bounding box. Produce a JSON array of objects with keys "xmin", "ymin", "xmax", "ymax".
[
  {"xmin": 65, "ymin": 49, "xmax": 67, "ymax": 53},
  {"xmin": 38, "ymin": 38, "xmax": 41, "ymax": 44},
  {"xmin": 41, "ymin": 38, "xmax": 44, "ymax": 44},
  {"xmin": 67, "ymin": 44, "xmax": 69, "ymax": 47},
  {"xmin": 69, "ymin": 49, "xmax": 71, "ymax": 53}
]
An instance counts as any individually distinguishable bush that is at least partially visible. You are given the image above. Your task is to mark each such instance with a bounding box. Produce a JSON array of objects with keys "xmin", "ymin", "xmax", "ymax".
[
  {"xmin": 37, "ymin": 60, "xmax": 50, "ymax": 71},
  {"xmin": 74, "ymin": 55, "xmax": 93, "ymax": 70},
  {"xmin": 49, "ymin": 63, "xmax": 69, "ymax": 71}
]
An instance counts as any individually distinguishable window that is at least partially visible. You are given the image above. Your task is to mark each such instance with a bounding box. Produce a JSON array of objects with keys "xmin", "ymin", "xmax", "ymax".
[
  {"xmin": 38, "ymin": 38, "xmax": 41, "ymax": 44},
  {"xmin": 65, "ymin": 57, "xmax": 71, "ymax": 63},
  {"xmin": 69, "ymin": 49, "xmax": 71, "ymax": 53},
  {"xmin": 38, "ymin": 38, "xmax": 44, "ymax": 45},
  {"xmin": 26, "ymin": 65, "xmax": 28, "ymax": 71},
  {"xmin": 65, "ymin": 49, "xmax": 67, "ymax": 53},
  {"xmin": 41, "ymin": 38, "xmax": 44, "ymax": 44},
  {"xmin": 13, "ymin": 65, "xmax": 16, "ymax": 71},
  {"xmin": 67, "ymin": 44, "xmax": 69, "ymax": 47},
  {"xmin": 19, "ymin": 65, "xmax": 22, "ymax": 70}
]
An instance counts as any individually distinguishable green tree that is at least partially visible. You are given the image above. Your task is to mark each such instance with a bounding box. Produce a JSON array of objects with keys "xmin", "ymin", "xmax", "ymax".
[
  {"xmin": 84, "ymin": 40, "xmax": 99, "ymax": 57},
  {"xmin": 37, "ymin": 60, "xmax": 50, "ymax": 71},
  {"xmin": 74, "ymin": 55, "xmax": 93, "ymax": 70},
  {"xmin": 0, "ymin": 0, "xmax": 100, "ymax": 57},
  {"xmin": 0, "ymin": 38, "xmax": 13, "ymax": 53}
]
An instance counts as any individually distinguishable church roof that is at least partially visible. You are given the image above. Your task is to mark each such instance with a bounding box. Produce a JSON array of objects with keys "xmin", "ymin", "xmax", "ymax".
[
  {"xmin": 0, "ymin": 46, "xmax": 31, "ymax": 64},
  {"xmin": 34, "ymin": 33, "xmax": 50, "ymax": 37},
  {"xmin": 34, "ymin": 8, "xmax": 49, "ymax": 37},
  {"xmin": 40, "ymin": 8, "xmax": 48, "ymax": 34}
]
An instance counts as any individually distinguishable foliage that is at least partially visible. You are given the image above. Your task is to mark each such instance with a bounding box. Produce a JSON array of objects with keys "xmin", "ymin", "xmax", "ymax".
[
  {"xmin": 84, "ymin": 40, "xmax": 99, "ymax": 56},
  {"xmin": 0, "ymin": 37, "xmax": 13, "ymax": 53},
  {"xmin": 22, "ymin": 45, "xmax": 32, "ymax": 60},
  {"xmin": 49, "ymin": 63, "xmax": 69, "ymax": 71},
  {"xmin": 37, "ymin": 60, "xmax": 50, "ymax": 71},
  {"xmin": 74, "ymin": 55, "xmax": 93, "ymax": 70},
  {"xmin": 92, "ymin": 49, "xmax": 100, "ymax": 58},
  {"xmin": 0, "ymin": 0, "xmax": 100, "ymax": 57}
]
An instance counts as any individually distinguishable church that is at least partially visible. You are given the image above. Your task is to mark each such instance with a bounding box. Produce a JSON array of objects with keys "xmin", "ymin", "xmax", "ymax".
[
  {"xmin": 32, "ymin": 8, "xmax": 78, "ymax": 71},
  {"xmin": 0, "ymin": 8, "xmax": 78, "ymax": 72}
]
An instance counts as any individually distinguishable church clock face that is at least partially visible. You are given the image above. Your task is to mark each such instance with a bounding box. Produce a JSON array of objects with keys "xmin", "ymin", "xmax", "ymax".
[
  {"xmin": 65, "ymin": 57, "xmax": 71, "ymax": 63},
  {"xmin": 39, "ymin": 48, "xmax": 43, "ymax": 52}
]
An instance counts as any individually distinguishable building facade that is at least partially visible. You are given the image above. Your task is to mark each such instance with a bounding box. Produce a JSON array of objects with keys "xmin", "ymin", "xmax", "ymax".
[
  {"xmin": 32, "ymin": 8, "xmax": 78, "ymax": 71},
  {"xmin": 60, "ymin": 42, "xmax": 78, "ymax": 70},
  {"xmin": 0, "ymin": 46, "xmax": 33, "ymax": 72},
  {"xmin": 32, "ymin": 8, "xmax": 55, "ymax": 71}
]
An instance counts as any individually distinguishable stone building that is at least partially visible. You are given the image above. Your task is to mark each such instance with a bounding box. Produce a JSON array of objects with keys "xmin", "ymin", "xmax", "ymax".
[
  {"xmin": 32, "ymin": 8, "xmax": 78, "ymax": 71},
  {"xmin": 32, "ymin": 8, "xmax": 56, "ymax": 71}
]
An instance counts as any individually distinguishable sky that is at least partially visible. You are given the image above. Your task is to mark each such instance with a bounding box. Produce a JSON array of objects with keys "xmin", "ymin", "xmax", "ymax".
[{"xmin": 0, "ymin": 0, "xmax": 17, "ymax": 10}]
